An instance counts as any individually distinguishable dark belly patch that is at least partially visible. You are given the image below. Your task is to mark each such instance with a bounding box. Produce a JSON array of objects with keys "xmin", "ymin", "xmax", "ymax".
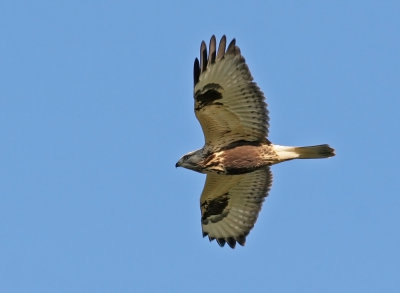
[{"xmin": 221, "ymin": 145, "xmax": 263, "ymax": 174}]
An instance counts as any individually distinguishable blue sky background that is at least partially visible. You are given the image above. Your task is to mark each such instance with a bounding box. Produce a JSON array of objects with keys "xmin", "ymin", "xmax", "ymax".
[{"xmin": 1, "ymin": 1, "xmax": 399, "ymax": 292}]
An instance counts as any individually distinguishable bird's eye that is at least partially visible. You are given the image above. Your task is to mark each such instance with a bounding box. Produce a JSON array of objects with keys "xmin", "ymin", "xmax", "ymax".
[{"xmin": 183, "ymin": 155, "xmax": 191, "ymax": 160}]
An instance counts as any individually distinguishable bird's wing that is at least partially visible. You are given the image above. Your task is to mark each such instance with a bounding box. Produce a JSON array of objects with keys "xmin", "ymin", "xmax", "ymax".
[
  {"xmin": 200, "ymin": 167, "xmax": 272, "ymax": 248},
  {"xmin": 193, "ymin": 35, "xmax": 269, "ymax": 150}
]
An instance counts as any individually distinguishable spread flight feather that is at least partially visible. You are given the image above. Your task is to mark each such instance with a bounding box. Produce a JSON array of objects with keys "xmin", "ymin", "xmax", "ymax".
[{"xmin": 176, "ymin": 35, "xmax": 335, "ymax": 248}]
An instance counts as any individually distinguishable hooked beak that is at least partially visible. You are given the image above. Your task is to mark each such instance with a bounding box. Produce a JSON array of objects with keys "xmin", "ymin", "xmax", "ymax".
[{"xmin": 175, "ymin": 160, "xmax": 181, "ymax": 168}]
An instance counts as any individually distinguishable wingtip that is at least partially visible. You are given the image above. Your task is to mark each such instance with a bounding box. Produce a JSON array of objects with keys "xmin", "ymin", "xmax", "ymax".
[
  {"xmin": 208, "ymin": 35, "xmax": 216, "ymax": 65},
  {"xmin": 217, "ymin": 35, "xmax": 227, "ymax": 60},
  {"xmin": 197, "ymin": 35, "xmax": 239, "ymax": 74},
  {"xmin": 200, "ymin": 41, "xmax": 207, "ymax": 73},
  {"xmin": 236, "ymin": 235, "xmax": 246, "ymax": 246},
  {"xmin": 203, "ymin": 233, "xmax": 246, "ymax": 248},
  {"xmin": 226, "ymin": 237, "xmax": 236, "ymax": 248},
  {"xmin": 226, "ymin": 38, "xmax": 236, "ymax": 55},
  {"xmin": 216, "ymin": 238, "xmax": 226, "ymax": 247},
  {"xmin": 193, "ymin": 58, "xmax": 200, "ymax": 85}
]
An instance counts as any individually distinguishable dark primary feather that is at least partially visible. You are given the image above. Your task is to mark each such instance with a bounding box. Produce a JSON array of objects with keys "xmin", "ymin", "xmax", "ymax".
[
  {"xmin": 194, "ymin": 35, "xmax": 243, "ymax": 86},
  {"xmin": 216, "ymin": 35, "xmax": 226, "ymax": 61},
  {"xmin": 208, "ymin": 35, "xmax": 216, "ymax": 65},
  {"xmin": 193, "ymin": 58, "xmax": 200, "ymax": 86},
  {"xmin": 200, "ymin": 41, "xmax": 207, "ymax": 74},
  {"xmin": 226, "ymin": 38, "xmax": 236, "ymax": 55}
]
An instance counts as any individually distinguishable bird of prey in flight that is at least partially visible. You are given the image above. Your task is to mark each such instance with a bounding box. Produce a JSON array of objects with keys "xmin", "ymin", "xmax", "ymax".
[{"xmin": 176, "ymin": 35, "xmax": 335, "ymax": 248}]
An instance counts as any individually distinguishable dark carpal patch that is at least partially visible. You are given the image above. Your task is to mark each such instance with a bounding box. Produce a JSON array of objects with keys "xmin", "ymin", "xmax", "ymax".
[
  {"xmin": 202, "ymin": 83, "xmax": 223, "ymax": 91},
  {"xmin": 201, "ymin": 193, "xmax": 230, "ymax": 224},
  {"xmin": 195, "ymin": 83, "xmax": 223, "ymax": 110}
]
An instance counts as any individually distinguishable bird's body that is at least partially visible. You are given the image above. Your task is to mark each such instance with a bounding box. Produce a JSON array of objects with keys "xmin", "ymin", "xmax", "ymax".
[
  {"xmin": 176, "ymin": 35, "xmax": 335, "ymax": 248},
  {"xmin": 178, "ymin": 142, "xmax": 334, "ymax": 175}
]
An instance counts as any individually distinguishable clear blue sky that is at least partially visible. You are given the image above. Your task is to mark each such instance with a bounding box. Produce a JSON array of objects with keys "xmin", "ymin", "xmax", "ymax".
[{"xmin": 1, "ymin": 1, "xmax": 399, "ymax": 292}]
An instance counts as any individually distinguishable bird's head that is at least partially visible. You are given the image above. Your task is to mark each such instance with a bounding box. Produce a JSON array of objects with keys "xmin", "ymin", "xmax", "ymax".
[{"xmin": 176, "ymin": 149, "xmax": 204, "ymax": 173}]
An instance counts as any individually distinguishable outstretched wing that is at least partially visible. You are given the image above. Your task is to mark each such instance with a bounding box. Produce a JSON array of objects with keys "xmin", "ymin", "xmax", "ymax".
[
  {"xmin": 200, "ymin": 168, "xmax": 272, "ymax": 248},
  {"xmin": 193, "ymin": 35, "xmax": 269, "ymax": 150}
]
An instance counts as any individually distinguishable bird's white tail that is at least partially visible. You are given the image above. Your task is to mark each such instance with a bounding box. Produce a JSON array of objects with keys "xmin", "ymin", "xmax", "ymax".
[{"xmin": 273, "ymin": 144, "xmax": 335, "ymax": 161}]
